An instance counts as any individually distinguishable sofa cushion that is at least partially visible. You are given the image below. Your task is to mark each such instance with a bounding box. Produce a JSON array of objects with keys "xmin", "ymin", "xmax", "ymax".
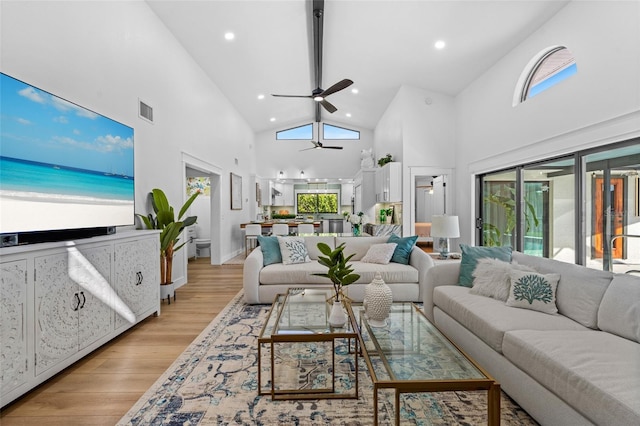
[
  {"xmin": 598, "ymin": 273, "xmax": 640, "ymax": 343},
  {"xmin": 277, "ymin": 236, "xmax": 310, "ymax": 265},
  {"xmin": 511, "ymin": 251, "xmax": 613, "ymax": 329},
  {"xmin": 387, "ymin": 234, "xmax": 418, "ymax": 264},
  {"xmin": 503, "ymin": 330, "xmax": 640, "ymax": 426},
  {"xmin": 257, "ymin": 235, "xmax": 282, "ymax": 266},
  {"xmin": 303, "ymin": 236, "xmax": 336, "ymax": 260},
  {"xmin": 259, "ymin": 260, "xmax": 419, "ymax": 286},
  {"xmin": 260, "ymin": 260, "xmax": 332, "ymax": 285},
  {"xmin": 348, "ymin": 261, "xmax": 419, "ymax": 284},
  {"xmin": 336, "ymin": 236, "xmax": 389, "ymax": 261},
  {"xmin": 506, "ymin": 270, "xmax": 560, "ymax": 315},
  {"xmin": 458, "ymin": 244, "xmax": 512, "ymax": 287},
  {"xmin": 361, "ymin": 243, "xmax": 397, "ymax": 264},
  {"xmin": 433, "ymin": 286, "xmax": 587, "ymax": 353},
  {"xmin": 470, "ymin": 258, "xmax": 535, "ymax": 301}
]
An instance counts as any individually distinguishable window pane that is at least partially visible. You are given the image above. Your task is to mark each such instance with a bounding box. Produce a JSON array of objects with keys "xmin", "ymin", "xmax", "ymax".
[
  {"xmin": 323, "ymin": 123, "xmax": 359, "ymax": 140},
  {"xmin": 296, "ymin": 193, "xmax": 317, "ymax": 213},
  {"xmin": 522, "ymin": 47, "xmax": 577, "ymax": 102},
  {"xmin": 524, "ymin": 158, "xmax": 575, "ymax": 263},
  {"xmin": 482, "ymin": 171, "xmax": 517, "ymax": 247},
  {"xmin": 317, "ymin": 193, "xmax": 338, "ymax": 213},
  {"xmin": 276, "ymin": 123, "xmax": 313, "ymax": 140}
]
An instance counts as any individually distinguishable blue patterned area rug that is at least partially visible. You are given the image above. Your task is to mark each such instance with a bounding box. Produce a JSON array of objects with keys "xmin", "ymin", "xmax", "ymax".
[{"xmin": 118, "ymin": 291, "xmax": 537, "ymax": 425}]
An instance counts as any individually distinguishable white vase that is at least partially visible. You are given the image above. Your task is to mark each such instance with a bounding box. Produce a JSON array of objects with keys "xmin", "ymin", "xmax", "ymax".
[
  {"xmin": 363, "ymin": 272, "xmax": 393, "ymax": 327},
  {"xmin": 328, "ymin": 300, "xmax": 347, "ymax": 328}
]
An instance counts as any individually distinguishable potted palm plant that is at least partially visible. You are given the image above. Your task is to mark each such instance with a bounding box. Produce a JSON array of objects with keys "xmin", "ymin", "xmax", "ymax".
[{"xmin": 137, "ymin": 188, "xmax": 199, "ymax": 301}]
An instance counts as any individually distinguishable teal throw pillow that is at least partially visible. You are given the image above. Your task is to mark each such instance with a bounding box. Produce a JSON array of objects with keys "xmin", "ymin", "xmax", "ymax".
[
  {"xmin": 387, "ymin": 234, "xmax": 418, "ymax": 265},
  {"xmin": 257, "ymin": 235, "xmax": 282, "ymax": 266},
  {"xmin": 458, "ymin": 244, "xmax": 512, "ymax": 287}
]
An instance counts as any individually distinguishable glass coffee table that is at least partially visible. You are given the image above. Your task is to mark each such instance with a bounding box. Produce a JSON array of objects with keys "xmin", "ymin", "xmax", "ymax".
[
  {"xmin": 356, "ymin": 303, "xmax": 501, "ymax": 425},
  {"xmin": 257, "ymin": 288, "xmax": 359, "ymax": 400}
]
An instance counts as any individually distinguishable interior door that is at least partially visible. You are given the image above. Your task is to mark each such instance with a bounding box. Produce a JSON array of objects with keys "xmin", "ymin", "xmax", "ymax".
[{"xmin": 593, "ymin": 177, "xmax": 625, "ymax": 258}]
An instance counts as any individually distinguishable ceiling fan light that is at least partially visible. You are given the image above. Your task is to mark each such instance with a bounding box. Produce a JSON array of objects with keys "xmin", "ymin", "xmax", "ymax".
[{"xmin": 313, "ymin": 95, "xmax": 324, "ymax": 102}]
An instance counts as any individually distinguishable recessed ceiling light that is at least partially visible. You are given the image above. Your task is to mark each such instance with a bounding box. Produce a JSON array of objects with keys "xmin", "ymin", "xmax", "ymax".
[
  {"xmin": 346, "ymin": 113, "xmax": 352, "ymax": 118},
  {"xmin": 351, "ymin": 88, "xmax": 359, "ymax": 94},
  {"xmin": 224, "ymin": 32, "xmax": 235, "ymax": 41},
  {"xmin": 435, "ymin": 40, "xmax": 446, "ymax": 50},
  {"xmin": 257, "ymin": 94, "xmax": 265, "ymax": 100},
  {"xmin": 269, "ymin": 117, "xmax": 276, "ymax": 122}
]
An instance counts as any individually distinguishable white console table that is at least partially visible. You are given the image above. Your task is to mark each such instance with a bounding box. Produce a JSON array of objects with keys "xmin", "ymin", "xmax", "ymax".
[{"xmin": 0, "ymin": 230, "xmax": 160, "ymax": 408}]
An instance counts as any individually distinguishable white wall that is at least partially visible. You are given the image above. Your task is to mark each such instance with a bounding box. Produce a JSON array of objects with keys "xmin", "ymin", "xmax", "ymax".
[
  {"xmin": 456, "ymin": 0, "xmax": 640, "ymax": 244},
  {"xmin": 374, "ymin": 85, "xmax": 456, "ymax": 234},
  {"xmin": 1, "ymin": 1, "xmax": 256, "ymax": 284}
]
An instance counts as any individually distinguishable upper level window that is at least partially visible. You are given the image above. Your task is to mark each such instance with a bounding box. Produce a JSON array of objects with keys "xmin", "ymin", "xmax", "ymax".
[
  {"xmin": 515, "ymin": 46, "xmax": 577, "ymax": 105},
  {"xmin": 276, "ymin": 123, "xmax": 313, "ymax": 140},
  {"xmin": 322, "ymin": 123, "xmax": 360, "ymax": 140}
]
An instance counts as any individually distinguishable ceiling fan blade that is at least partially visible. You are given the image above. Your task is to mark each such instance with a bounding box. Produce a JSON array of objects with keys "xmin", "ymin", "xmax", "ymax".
[
  {"xmin": 272, "ymin": 94, "xmax": 312, "ymax": 98},
  {"xmin": 299, "ymin": 147, "xmax": 317, "ymax": 151},
  {"xmin": 320, "ymin": 79, "xmax": 353, "ymax": 97},
  {"xmin": 321, "ymin": 146, "xmax": 343, "ymax": 150},
  {"xmin": 320, "ymin": 99, "xmax": 337, "ymax": 113}
]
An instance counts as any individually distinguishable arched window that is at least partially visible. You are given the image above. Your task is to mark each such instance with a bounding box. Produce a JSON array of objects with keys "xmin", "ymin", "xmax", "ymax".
[{"xmin": 514, "ymin": 46, "xmax": 577, "ymax": 105}]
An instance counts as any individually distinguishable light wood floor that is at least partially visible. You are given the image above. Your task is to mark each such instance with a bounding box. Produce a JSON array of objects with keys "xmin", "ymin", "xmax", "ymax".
[{"xmin": 0, "ymin": 258, "xmax": 243, "ymax": 426}]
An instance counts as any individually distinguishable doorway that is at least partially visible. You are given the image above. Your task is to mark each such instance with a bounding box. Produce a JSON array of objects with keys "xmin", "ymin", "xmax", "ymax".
[
  {"xmin": 592, "ymin": 176, "xmax": 625, "ymax": 259},
  {"xmin": 182, "ymin": 153, "xmax": 223, "ymax": 267}
]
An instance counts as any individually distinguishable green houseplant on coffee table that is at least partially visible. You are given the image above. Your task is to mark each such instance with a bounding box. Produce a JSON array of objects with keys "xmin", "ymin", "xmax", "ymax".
[{"xmin": 313, "ymin": 242, "xmax": 360, "ymax": 327}]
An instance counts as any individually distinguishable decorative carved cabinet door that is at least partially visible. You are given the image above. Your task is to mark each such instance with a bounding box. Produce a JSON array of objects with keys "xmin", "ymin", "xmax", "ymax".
[
  {"xmin": 34, "ymin": 245, "xmax": 112, "ymax": 375},
  {"xmin": 114, "ymin": 238, "xmax": 160, "ymax": 329},
  {"xmin": 0, "ymin": 259, "xmax": 28, "ymax": 396}
]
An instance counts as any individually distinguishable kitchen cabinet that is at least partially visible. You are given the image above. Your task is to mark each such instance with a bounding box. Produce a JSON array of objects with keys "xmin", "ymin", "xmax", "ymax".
[
  {"xmin": 274, "ymin": 182, "xmax": 294, "ymax": 206},
  {"xmin": 376, "ymin": 162, "xmax": 402, "ymax": 203},
  {"xmin": 341, "ymin": 183, "xmax": 353, "ymax": 206},
  {"xmin": 0, "ymin": 230, "xmax": 160, "ymax": 408}
]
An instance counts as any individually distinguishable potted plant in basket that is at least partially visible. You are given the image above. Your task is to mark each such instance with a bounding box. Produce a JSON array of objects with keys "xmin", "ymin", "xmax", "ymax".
[
  {"xmin": 313, "ymin": 242, "xmax": 360, "ymax": 327},
  {"xmin": 137, "ymin": 188, "xmax": 199, "ymax": 302}
]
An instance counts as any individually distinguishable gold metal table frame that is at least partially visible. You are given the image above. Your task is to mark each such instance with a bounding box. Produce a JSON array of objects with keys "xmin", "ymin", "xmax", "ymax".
[
  {"xmin": 257, "ymin": 289, "xmax": 359, "ymax": 400},
  {"xmin": 356, "ymin": 303, "xmax": 501, "ymax": 425}
]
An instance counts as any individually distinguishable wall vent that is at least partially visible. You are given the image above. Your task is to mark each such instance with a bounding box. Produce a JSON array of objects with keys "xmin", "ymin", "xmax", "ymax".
[{"xmin": 139, "ymin": 99, "xmax": 153, "ymax": 123}]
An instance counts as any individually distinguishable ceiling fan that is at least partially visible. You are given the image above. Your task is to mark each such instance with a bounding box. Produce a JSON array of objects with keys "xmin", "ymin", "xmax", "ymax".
[
  {"xmin": 300, "ymin": 136, "xmax": 343, "ymax": 151},
  {"xmin": 272, "ymin": 78, "xmax": 353, "ymax": 114},
  {"xmin": 272, "ymin": 0, "xmax": 352, "ymax": 120}
]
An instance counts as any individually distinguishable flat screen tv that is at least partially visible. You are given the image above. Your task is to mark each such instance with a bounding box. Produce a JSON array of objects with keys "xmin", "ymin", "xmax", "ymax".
[{"xmin": 0, "ymin": 72, "xmax": 135, "ymax": 245}]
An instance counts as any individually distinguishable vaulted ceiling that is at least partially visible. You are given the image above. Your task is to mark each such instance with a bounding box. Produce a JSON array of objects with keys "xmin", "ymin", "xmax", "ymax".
[{"xmin": 146, "ymin": 0, "xmax": 569, "ymax": 134}]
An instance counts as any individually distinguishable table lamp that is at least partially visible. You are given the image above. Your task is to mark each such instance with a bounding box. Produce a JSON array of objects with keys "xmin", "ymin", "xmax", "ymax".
[{"xmin": 431, "ymin": 215, "xmax": 460, "ymax": 259}]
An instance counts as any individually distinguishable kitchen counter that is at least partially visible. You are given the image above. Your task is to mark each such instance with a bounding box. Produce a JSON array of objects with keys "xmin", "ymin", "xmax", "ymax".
[{"xmin": 240, "ymin": 221, "xmax": 321, "ymax": 229}]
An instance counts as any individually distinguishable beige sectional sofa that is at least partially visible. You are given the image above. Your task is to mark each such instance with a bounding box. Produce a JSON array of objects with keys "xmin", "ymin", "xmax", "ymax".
[
  {"xmin": 243, "ymin": 235, "xmax": 434, "ymax": 304},
  {"xmin": 423, "ymin": 250, "xmax": 640, "ymax": 426}
]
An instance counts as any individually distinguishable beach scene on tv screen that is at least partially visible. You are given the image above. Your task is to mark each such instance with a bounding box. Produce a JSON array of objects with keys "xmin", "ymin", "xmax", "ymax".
[{"xmin": 0, "ymin": 73, "xmax": 135, "ymax": 234}]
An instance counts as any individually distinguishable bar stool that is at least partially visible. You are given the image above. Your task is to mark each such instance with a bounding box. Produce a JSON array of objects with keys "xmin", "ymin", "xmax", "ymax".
[
  {"xmin": 297, "ymin": 223, "xmax": 315, "ymax": 235},
  {"xmin": 271, "ymin": 223, "xmax": 289, "ymax": 236},
  {"xmin": 244, "ymin": 224, "xmax": 262, "ymax": 256}
]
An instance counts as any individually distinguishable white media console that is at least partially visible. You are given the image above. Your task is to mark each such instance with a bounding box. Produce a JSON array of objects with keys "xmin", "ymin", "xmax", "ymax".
[{"xmin": 0, "ymin": 230, "xmax": 160, "ymax": 407}]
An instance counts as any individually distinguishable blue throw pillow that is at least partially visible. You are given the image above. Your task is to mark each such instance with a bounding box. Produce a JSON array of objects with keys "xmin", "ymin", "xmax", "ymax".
[
  {"xmin": 387, "ymin": 234, "xmax": 418, "ymax": 264},
  {"xmin": 458, "ymin": 244, "xmax": 512, "ymax": 287},
  {"xmin": 257, "ymin": 235, "xmax": 282, "ymax": 266}
]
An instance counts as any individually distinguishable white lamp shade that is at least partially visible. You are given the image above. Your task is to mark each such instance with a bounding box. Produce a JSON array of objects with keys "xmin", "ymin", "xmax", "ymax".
[{"xmin": 431, "ymin": 215, "xmax": 460, "ymax": 238}]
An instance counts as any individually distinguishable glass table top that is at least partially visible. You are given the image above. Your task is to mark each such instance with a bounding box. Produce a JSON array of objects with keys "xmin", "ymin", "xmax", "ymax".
[
  {"xmin": 260, "ymin": 289, "xmax": 356, "ymax": 340},
  {"xmin": 356, "ymin": 303, "xmax": 487, "ymax": 381}
]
